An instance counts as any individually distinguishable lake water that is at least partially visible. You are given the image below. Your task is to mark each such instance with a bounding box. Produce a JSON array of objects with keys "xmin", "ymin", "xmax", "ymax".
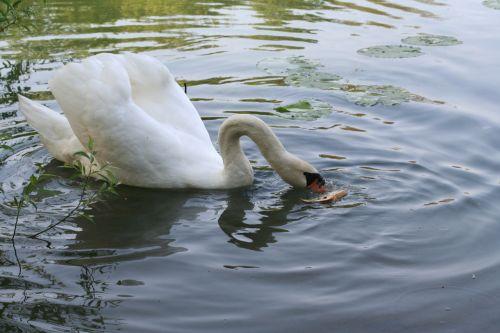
[{"xmin": 1, "ymin": 0, "xmax": 500, "ymax": 331}]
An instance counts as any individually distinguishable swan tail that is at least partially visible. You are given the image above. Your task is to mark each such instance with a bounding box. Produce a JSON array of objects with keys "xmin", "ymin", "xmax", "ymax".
[{"xmin": 17, "ymin": 95, "xmax": 84, "ymax": 163}]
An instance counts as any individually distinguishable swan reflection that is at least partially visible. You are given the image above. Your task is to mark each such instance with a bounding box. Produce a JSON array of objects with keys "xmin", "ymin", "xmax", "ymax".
[
  {"xmin": 66, "ymin": 184, "xmax": 304, "ymax": 264},
  {"xmin": 218, "ymin": 187, "xmax": 305, "ymax": 250},
  {"xmin": 65, "ymin": 187, "xmax": 201, "ymax": 265}
]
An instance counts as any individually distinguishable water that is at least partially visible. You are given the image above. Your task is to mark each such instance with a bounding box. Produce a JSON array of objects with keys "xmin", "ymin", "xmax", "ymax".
[{"xmin": 1, "ymin": 0, "xmax": 500, "ymax": 331}]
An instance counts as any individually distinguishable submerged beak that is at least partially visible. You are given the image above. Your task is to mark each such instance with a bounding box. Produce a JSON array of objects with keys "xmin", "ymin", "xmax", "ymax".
[
  {"xmin": 307, "ymin": 178, "xmax": 327, "ymax": 193},
  {"xmin": 304, "ymin": 172, "xmax": 327, "ymax": 193}
]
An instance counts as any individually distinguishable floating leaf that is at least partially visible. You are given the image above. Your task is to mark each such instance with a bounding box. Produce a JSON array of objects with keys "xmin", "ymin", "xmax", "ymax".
[
  {"xmin": 483, "ymin": 0, "xmax": 500, "ymax": 9},
  {"xmin": 257, "ymin": 56, "xmax": 435, "ymax": 107},
  {"xmin": 274, "ymin": 99, "xmax": 332, "ymax": 121},
  {"xmin": 285, "ymin": 70, "xmax": 341, "ymax": 89},
  {"xmin": 257, "ymin": 56, "xmax": 320, "ymax": 75},
  {"xmin": 357, "ymin": 45, "xmax": 424, "ymax": 58},
  {"xmin": 341, "ymin": 84, "xmax": 432, "ymax": 107},
  {"xmin": 402, "ymin": 34, "xmax": 462, "ymax": 46}
]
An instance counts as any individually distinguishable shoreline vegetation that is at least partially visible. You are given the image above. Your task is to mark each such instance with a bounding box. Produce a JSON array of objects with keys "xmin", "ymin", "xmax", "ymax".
[{"xmin": 0, "ymin": 0, "xmax": 35, "ymax": 33}]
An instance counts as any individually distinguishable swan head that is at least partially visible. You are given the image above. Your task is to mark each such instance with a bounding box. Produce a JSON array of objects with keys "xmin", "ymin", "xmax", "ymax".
[{"xmin": 275, "ymin": 153, "xmax": 326, "ymax": 193}]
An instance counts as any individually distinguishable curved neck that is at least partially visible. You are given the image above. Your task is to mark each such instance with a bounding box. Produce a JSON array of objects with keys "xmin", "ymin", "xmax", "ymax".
[{"xmin": 218, "ymin": 115, "xmax": 288, "ymax": 187}]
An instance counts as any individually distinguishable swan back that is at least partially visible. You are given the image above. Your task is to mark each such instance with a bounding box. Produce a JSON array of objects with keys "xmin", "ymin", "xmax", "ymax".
[{"xmin": 48, "ymin": 53, "xmax": 224, "ymax": 188}]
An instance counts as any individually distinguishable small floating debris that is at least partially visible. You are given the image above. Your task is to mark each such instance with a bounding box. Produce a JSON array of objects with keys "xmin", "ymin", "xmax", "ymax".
[
  {"xmin": 357, "ymin": 45, "xmax": 424, "ymax": 58},
  {"xmin": 117, "ymin": 279, "xmax": 144, "ymax": 286},
  {"xmin": 402, "ymin": 34, "xmax": 462, "ymax": 46},
  {"xmin": 302, "ymin": 190, "xmax": 348, "ymax": 204}
]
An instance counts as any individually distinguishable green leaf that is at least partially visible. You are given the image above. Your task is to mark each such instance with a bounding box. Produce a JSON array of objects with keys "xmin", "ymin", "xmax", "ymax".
[
  {"xmin": 73, "ymin": 151, "xmax": 90, "ymax": 160},
  {"xmin": 87, "ymin": 137, "xmax": 94, "ymax": 151},
  {"xmin": 58, "ymin": 164, "xmax": 75, "ymax": 170},
  {"xmin": 79, "ymin": 213, "xmax": 94, "ymax": 223},
  {"xmin": 28, "ymin": 200, "xmax": 37, "ymax": 210}
]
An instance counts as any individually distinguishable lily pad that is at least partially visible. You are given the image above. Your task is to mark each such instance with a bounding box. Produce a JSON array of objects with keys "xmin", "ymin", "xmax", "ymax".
[
  {"xmin": 340, "ymin": 84, "xmax": 430, "ymax": 107},
  {"xmin": 257, "ymin": 56, "xmax": 435, "ymax": 107},
  {"xmin": 274, "ymin": 99, "xmax": 332, "ymax": 121},
  {"xmin": 402, "ymin": 34, "xmax": 462, "ymax": 46},
  {"xmin": 357, "ymin": 45, "xmax": 424, "ymax": 58},
  {"xmin": 285, "ymin": 70, "xmax": 341, "ymax": 89},
  {"xmin": 257, "ymin": 56, "xmax": 320, "ymax": 75},
  {"xmin": 258, "ymin": 56, "xmax": 340, "ymax": 89},
  {"xmin": 483, "ymin": 0, "xmax": 500, "ymax": 9}
]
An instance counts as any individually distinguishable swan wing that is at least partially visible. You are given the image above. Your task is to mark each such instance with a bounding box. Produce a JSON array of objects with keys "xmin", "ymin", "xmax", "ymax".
[
  {"xmin": 49, "ymin": 54, "xmax": 223, "ymax": 188},
  {"xmin": 95, "ymin": 53, "xmax": 212, "ymax": 145}
]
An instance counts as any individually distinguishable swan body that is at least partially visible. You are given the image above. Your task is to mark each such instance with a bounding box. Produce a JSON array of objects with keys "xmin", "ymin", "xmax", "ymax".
[{"xmin": 18, "ymin": 53, "xmax": 325, "ymax": 191}]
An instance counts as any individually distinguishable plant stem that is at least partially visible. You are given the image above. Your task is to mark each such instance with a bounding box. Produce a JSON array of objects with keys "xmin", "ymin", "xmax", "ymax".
[
  {"xmin": 29, "ymin": 176, "xmax": 89, "ymax": 239},
  {"xmin": 11, "ymin": 238, "xmax": 21, "ymax": 276},
  {"xmin": 11, "ymin": 201, "xmax": 22, "ymax": 241}
]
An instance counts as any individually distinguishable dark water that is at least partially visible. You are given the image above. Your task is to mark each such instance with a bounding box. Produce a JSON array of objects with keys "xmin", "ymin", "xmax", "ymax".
[{"xmin": 1, "ymin": 0, "xmax": 500, "ymax": 331}]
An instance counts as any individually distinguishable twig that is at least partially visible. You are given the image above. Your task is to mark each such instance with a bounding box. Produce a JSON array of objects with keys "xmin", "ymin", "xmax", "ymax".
[
  {"xmin": 11, "ymin": 238, "xmax": 21, "ymax": 276},
  {"xmin": 29, "ymin": 176, "xmax": 89, "ymax": 239},
  {"xmin": 11, "ymin": 201, "xmax": 21, "ymax": 241}
]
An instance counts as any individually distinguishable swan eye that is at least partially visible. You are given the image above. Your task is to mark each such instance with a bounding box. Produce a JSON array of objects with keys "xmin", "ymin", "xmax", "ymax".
[{"xmin": 303, "ymin": 172, "xmax": 325, "ymax": 187}]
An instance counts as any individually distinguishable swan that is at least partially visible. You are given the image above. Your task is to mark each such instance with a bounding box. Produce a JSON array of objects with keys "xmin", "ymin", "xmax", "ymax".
[{"xmin": 18, "ymin": 53, "xmax": 326, "ymax": 193}]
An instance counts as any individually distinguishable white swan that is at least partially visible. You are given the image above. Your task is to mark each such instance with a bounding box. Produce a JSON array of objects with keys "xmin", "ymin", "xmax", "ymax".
[{"xmin": 18, "ymin": 53, "xmax": 326, "ymax": 192}]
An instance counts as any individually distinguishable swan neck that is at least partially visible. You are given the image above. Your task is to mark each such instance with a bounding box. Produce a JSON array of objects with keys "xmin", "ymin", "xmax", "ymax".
[{"xmin": 218, "ymin": 115, "xmax": 287, "ymax": 186}]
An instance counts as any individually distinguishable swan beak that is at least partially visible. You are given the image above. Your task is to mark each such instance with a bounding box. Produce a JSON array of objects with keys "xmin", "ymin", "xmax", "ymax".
[{"xmin": 307, "ymin": 178, "xmax": 327, "ymax": 193}]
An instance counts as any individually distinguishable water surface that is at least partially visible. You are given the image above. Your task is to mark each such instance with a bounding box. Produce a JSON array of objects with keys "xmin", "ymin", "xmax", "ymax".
[{"xmin": 1, "ymin": 0, "xmax": 500, "ymax": 332}]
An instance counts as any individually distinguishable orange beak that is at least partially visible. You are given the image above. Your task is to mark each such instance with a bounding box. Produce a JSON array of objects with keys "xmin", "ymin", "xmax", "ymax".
[{"xmin": 308, "ymin": 179, "xmax": 327, "ymax": 193}]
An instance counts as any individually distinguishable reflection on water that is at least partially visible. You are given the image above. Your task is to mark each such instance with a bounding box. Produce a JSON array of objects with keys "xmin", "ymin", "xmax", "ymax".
[
  {"xmin": 219, "ymin": 188, "xmax": 306, "ymax": 250},
  {"xmin": 66, "ymin": 188, "xmax": 191, "ymax": 265},
  {"xmin": 1, "ymin": 0, "xmax": 500, "ymax": 331}
]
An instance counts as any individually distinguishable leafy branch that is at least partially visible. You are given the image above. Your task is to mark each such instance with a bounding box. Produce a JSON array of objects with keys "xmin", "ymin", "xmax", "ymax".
[
  {"xmin": 9, "ymin": 164, "xmax": 54, "ymax": 240},
  {"xmin": 0, "ymin": 0, "xmax": 34, "ymax": 33},
  {"xmin": 29, "ymin": 138, "xmax": 119, "ymax": 239},
  {"xmin": 5, "ymin": 137, "xmax": 119, "ymax": 240}
]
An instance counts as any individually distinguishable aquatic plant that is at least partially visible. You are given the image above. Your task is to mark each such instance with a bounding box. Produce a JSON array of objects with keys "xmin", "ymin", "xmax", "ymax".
[
  {"xmin": 274, "ymin": 99, "xmax": 333, "ymax": 120},
  {"xmin": 402, "ymin": 33, "xmax": 462, "ymax": 46},
  {"xmin": 257, "ymin": 56, "xmax": 438, "ymax": 107},
  {"xmin": 357, "ymin": 45, "xmax": 424, "ymax": 58}
]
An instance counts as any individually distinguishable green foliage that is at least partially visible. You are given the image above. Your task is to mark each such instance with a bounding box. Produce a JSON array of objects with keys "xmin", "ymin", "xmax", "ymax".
[
  {"xmin": 29, "ymin": 137, "xmax": 119, "ymax": 238},
  {"xmin": 9, "ymin": 163, "xmax": 54, "ymax": 240},
  {"xmin": 5, "ymin": 137, "xmax": 119, "ymax": 239},
  {"xmin": 0, "ymin": 60, "xmax": 32, "ymax": 105},
  {"xmin": 0, "ymin": 0, "xmax": 34, "ymax": 33}
]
